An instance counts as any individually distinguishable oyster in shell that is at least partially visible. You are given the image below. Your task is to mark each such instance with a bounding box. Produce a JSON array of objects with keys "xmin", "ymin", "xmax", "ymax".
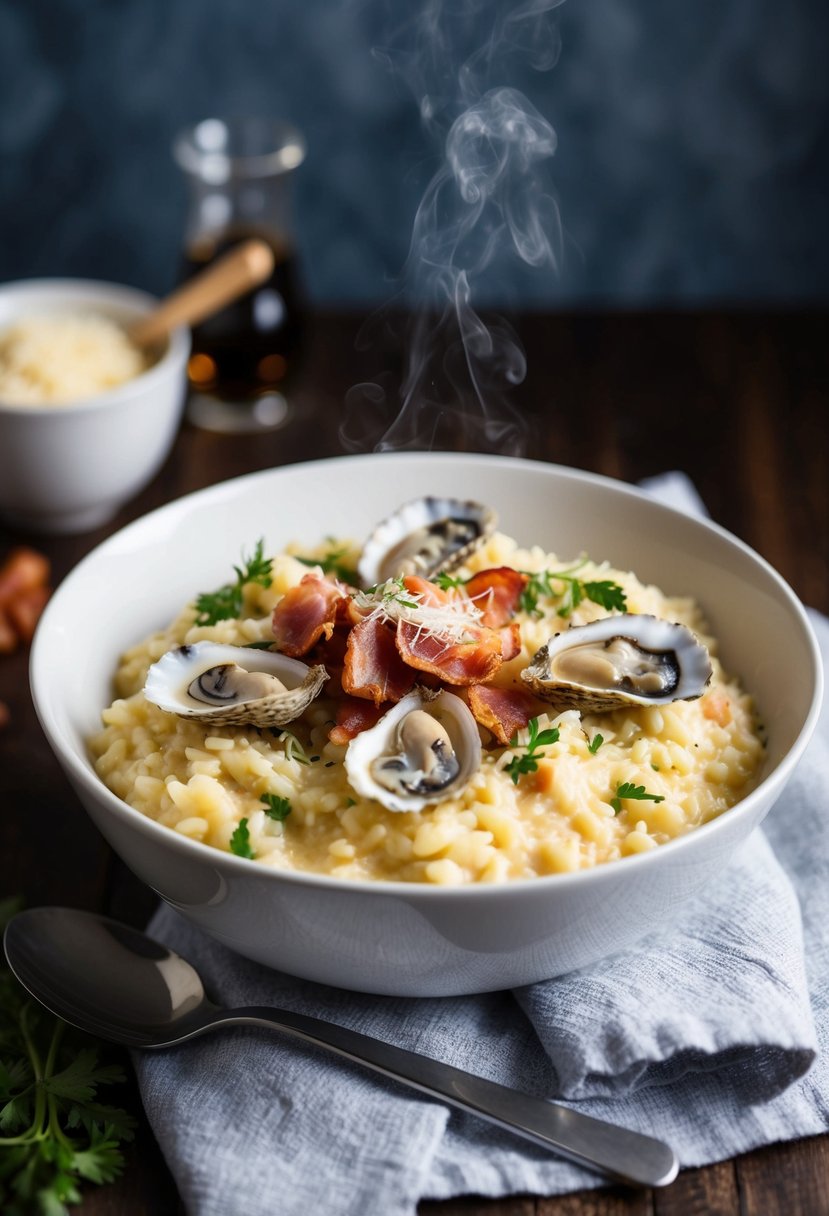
[
  {"xmin": 144, "ymin": 641, "xmax": 327, "ymax": 727},
  {"xmin": 521, "ymin": 614, "xmax": 712, "ymax": 713},
  {"xmin": 344, "ymin": 688, "xmax": 482, "ymax": 812},
  {"xmin": 357, "ymin": 497, "xmax": 496, "ymax": 588}
]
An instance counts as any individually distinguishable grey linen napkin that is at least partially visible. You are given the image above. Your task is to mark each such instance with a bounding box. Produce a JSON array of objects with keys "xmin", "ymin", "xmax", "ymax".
[{"xmin": 134, "ymin": 474, "xmax": 828, "ymax": 1216}]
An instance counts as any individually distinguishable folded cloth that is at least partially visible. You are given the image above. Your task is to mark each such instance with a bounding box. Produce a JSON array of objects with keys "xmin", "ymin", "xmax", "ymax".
[{"xmin": 134, "ymin": 474, "xmax": 828, "ymax": 1216}]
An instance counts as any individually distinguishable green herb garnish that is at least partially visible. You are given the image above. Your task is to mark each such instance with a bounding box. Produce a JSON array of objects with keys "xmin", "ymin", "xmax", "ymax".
[
  {"xmin": 294, "ymin": 539, "xmax": 357, "ymax": 584},
  {"xmin": 434, "ymin": 572, "xmax": 469, "ymax": 591},
  {"xmin": 505, "ymin": 718, "xmax": 560, "ymax": 784},
  {"xmin": 260, "ymin": 794, "xmax": 292, "ymax": 822},
  {"xmin": 194, "ymin": 539, "xmax": 274, "ymax": 626},
  {"xmin": 519, "ymin": 560, "xmax": 627, "ymax": 620},
  {"xmin": 244, "ymin": 640, "xmax": 277, "ymax": 651},
  {"xmin": 587, "ymin": 733, "xmax": 604, "ymax": 754},
  {"xmin": 229, "ymin": 818, "xmax": 255, "ymax": 858},
  {"xmin": 610, "ymin": 782, "xmax": 665, "ymax": 815},
  {"xmin": 0, "ymin": 897, "xmax": 137, "ymax": 1215}
]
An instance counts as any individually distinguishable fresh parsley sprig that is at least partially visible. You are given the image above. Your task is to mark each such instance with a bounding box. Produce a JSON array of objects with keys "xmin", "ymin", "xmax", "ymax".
[
  {"xmin": 295, "ymin": 538, "xmax": 358, "ymax": 585},
  {"xmin": 587, "ymin": 733, "xmax": 604, "ymax": 755},
  {"xmin": 0, "ymin": 897, "xmax": 137, "ymax": 1216},
  {"xmin": 434, "ymin": 572, "xmax": 469, "ymax": 591},
  {"xmin": 229, "ymin": 818, "xmax": 255, "ymax": 858},
  {"xmin": 260, "ymin": 794, "xmax": 292, "ymax": 822},
  {"xmin": 610, "ymin": 782, "xmax": 665, "ymax": 815},
  {"xmin": 194, "ymin": 539, "xmax": 274, "ymax": 626},
  {"xmin": 519, "ymin": 560, "xmax": 627, "ymax": 620},
  {"xmin": 505, "ymin": 717, "xmax": 560, "ymax": 784},
  {"xmin": 364, "ymin": 578, "xmax": 419, "ymax": 609}
]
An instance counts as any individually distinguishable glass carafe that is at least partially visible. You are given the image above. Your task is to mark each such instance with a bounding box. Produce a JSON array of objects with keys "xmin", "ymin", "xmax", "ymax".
[{"xmin": 173, "ymin": 117, "xmax": 306, "ymax": 432}]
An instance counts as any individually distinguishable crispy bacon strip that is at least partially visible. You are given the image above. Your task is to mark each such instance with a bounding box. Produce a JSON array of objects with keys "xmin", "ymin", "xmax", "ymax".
[
  {"xmin": 0, "ymin": 547, "xmax": 50, "ymax": 607},
  {"xmin": 467, "ymin": 684, "xmax": 539, "ymax": 745},
  {"xmin": 402, "ymin": 575, "xmax": 452, "ymax": 607},
  {"xmin": 343, "ymin": 616, "xmax": 416, "ymax": 705},
  {"xmin": 396, "ymin": 620, "xmax": 503, "ymax": 686},
  {"xmin": 6, "ymin": 584, "xmax": 50, "ymax": 644},
  {"xmin": 498, "ymin": 621, "xmax": 522, "ymax": 662},
  {"xmin": 464, "ymin": 567, "xmax": 528, "ymax": 628},
  {"xmin": 271, "ymin": 574, "xmax": 346, "ymax": 657},
  {"xmin": 329, "ymin": 697, "xmax": 386, "ymax": 745}
]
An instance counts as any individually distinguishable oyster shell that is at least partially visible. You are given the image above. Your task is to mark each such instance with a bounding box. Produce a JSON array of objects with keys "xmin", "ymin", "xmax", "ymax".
[
  {"xmin": 357, "ymin": 497, "xmax": 496, "ymax": 588},
  {"xmin": 144, "ymin": 642, "xmax": 327, "ymax": 727},
  {"xmin": 520, "ymin": 614, "xmax": 712, "ymax": 713},
  {"xmin": 344, "ymin": 688, "xmax": 482, "ymax": 812}
]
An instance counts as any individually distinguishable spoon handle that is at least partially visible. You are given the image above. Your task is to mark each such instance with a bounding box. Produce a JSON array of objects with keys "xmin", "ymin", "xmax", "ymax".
[
  {"xmin": 127, "ymin": 239, "xmax": 275, "ymax": 348},
  {"xmin": 215, "ymin": 1006, "xmax": 678, "ymax": 1187}
]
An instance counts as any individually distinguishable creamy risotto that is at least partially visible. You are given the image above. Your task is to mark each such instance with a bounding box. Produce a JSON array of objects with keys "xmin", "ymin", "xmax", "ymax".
[
  {"xmin": 0, "ymin": 313, "xmax": 146, "ymax": 405},
  {"xmin": 89, "ymin": 525, "xmax": 765, "ymax": 885}
]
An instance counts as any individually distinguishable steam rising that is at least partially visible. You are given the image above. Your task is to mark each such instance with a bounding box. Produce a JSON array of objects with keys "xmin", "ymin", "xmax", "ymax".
[{"xmin": 342, "ymin": 0, "xmax": 564, "ymax": 455}]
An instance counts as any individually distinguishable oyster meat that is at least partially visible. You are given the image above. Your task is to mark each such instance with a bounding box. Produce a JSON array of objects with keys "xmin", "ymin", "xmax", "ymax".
[
  {"xmin": 144, "ymin": 641, "xmax": 327, "ymax": 728},
  {"xmin": 521, "ymin": 614, "xmax": 712, "ymax": 713},
  {"xmin": 344, "ymin": 688, "xmax": 482, "ymax": 812},
  {"xmin": 357, "ymin": 497, "xmax": 496, "ymax": 588}
]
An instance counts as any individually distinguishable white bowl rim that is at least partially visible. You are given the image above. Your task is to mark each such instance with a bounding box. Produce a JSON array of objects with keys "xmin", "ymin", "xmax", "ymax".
[
  {"xmin": 0, "ymin": 277, "xmax": 190, "ymax": 417},
  {"xmin": 31, "ymin": 452, "xmax": 825, "ymax": 900}
]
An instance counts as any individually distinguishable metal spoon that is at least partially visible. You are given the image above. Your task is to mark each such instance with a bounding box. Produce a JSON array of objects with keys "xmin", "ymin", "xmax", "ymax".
[{"xmin": 3, "ymin": 907, "xmax": 678, "ymax": 1188}]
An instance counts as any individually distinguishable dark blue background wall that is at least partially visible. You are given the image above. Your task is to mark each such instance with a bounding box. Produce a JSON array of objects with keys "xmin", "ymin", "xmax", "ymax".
[{"xmin": 1, "ymin": 0, "xmax": 826, "ymax": 307}]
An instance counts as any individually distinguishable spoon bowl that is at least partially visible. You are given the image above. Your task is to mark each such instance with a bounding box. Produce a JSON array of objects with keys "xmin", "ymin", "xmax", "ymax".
[{"xmin": 3, "ymin": 906, "xmax": 678, "ymax": 1188}]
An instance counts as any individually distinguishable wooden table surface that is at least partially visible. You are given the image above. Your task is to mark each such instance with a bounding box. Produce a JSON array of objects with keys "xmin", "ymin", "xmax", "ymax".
[{"xmin": 0, "ymin": 311, "xmax": 826, "ymax": 1215}]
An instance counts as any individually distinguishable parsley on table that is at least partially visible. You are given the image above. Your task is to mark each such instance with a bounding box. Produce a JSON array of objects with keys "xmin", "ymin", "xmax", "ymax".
[
  {"xmin": 260, "ymin": 794, "xmax": 292, "ymax": 822},
  {"xmin": 519, "ymin": 561, "xmax": 627, "ymax": 620},
  {"xmin": 587, "ymin": 733, "xmax": 604, "ymax": 755},
  {"xmin": 505, "ymin": 717, "xmax": 560, "ymax": 784},
  {"xmin": 0, "ymin": 897, "xmax": 137, "ymax": 1216},
  {"xmin": 194, "ymin": 539, "xmax": 274, "ymax": 626},
  {"xmin": 229, "ymin": 818, "xmax": 256, "ymax": 858},
  {"xmin": 610, "ymin": 782, "xmax": 665, "ymax": 815}
]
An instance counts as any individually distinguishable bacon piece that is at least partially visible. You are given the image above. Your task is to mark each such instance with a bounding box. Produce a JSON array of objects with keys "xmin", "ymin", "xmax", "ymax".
[
  {"xmin": 271, "ymin": 574, "xmax": 346, "ymax": 657},
  {"xmin": 0, "ymin": 607, "xmax": 17, "ymax": 654},
  {"xmin": 329, "ymin": 697, "xmax": 387, "ymax": 745},
  {"xmin": 396, "ymin": 620, "xmax": 503, "ymax": 686},
  {"xmin": 467, "ymin": 684, "xmax": 539, "ymax": 745},
  {"xmin": 343, "ymin": 616, "xmax": 416, "ymax": 705},
  {"xmin": 498, "ymin": 621, "xmax": 522, "ymax": 662},
  {"xmin": 0, "ymin": 547, "xmax": 50, "ymax": 607},
  {"xmin": 402, "ymin": 575, "xmax": 452, "ymax": 607},
  {"xmin": 464, "ymin": 567, "xmax": 528, "ymax": 628},
  {"xmin": 6, "ymin": 584, "xmax": 50, "ymax": 644}
]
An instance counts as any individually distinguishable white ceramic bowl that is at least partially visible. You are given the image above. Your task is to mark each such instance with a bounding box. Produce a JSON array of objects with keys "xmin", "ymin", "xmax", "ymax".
[
  {"xmin": 0, "ymin": 279, "xmax": 190, "ymax": 533},
  {"xmin": 30, "ymin": 454, "xmax": 822, "ymax": 994}
]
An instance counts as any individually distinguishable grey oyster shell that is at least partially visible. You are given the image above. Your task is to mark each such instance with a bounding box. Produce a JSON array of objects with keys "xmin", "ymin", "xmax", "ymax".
[
  {"xmin": 520, "ymin": 614, "xmax": 712, "ymax": 713},
  {"xmin": 357, "ymin": 497, "xmax": 497, "ymax": 588},
  {"xmin": 343, "ymin": 688, "xmax": 482, "ymax": 812},
  {"xmin": 144, "ymin": 641, "xmax": 327, "ymax": 728}
]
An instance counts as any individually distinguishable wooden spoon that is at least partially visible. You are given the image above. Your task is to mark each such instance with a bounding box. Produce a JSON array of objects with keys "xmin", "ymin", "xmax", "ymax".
[{"xmin": 127, "ymin": 238, "xmax": 275, "ymax": 349}]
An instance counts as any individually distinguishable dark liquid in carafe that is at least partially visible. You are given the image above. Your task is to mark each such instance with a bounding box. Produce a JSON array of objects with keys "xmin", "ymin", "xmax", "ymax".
[{"xmin": 181, "ymin": 228, "xmax": 305, "ymax": 402}]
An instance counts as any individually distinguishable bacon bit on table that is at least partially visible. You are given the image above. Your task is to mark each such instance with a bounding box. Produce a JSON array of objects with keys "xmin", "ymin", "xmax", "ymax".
[
  {"xmin": 467, "ymin": 684, "xmax": 540, "ymax": 745},
  {"xmin": 271, "ymin": 573, "xmax": 347, "ymax": 657},
  {"xmin": 343, "ymin": 616, "xmax": 416, "ymax": 705},
  {"xmin": 464, "ymin": 567, "xmax": 528, "ymax": 628},
  {"xmin": 0, "ymin": 547, "xmax": 52, "ymax": 654}
]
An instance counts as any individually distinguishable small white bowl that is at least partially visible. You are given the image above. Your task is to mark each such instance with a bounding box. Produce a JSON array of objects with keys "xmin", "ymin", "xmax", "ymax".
[
  {"xmin": 0, "ymin": 279, "xmax": 190, "ymax": 533},
  {"xmin": 30, "ymin": 454, "xmax": 823, "ymax": 994}
]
